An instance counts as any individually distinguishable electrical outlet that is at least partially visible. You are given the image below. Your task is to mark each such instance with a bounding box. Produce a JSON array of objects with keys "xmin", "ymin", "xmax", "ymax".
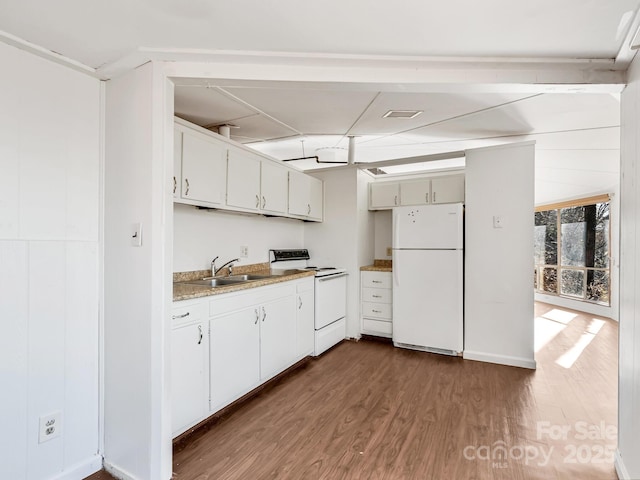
[
  {"xmin": 240, "ymin": 245, "xmax": 249, "ymax": 258},
  {"xmin": 386, "ymin": 247, "xmax": 392, "ymax": 256},
  {"xmin": 39, "ymin": 411, "xmax": 61, "ymax": 443}
]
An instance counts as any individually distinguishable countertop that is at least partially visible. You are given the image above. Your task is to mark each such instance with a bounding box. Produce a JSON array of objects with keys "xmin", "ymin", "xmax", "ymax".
[
  {"xmin": 360, "ymin": 259, "xmax": 393, "ymax": 273},
  {"xmin": 173, "ymin": 268, "xmax": 315, "ymax": 302}
]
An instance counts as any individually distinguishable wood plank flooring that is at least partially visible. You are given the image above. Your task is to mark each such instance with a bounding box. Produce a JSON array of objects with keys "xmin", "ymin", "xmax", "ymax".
[{"xmin": 87, "ymin": 302, "xmax": 618, "ymax": 480}]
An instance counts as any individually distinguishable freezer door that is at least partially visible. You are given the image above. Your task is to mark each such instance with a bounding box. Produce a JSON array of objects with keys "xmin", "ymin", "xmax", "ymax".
[
  {"xmin": 393, "ymin": 203, "xmax": 463, "ymax": 249},
  {"xmin": 392, "ymin": 249, "xmax": 463, "ymax": 352}
]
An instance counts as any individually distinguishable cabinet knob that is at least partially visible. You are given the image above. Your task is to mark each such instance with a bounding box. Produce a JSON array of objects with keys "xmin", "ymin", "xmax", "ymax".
[
  {"xmin": 298, "ymin": 297, "xmax": 302, "ymax": 309},
  {"xmin": 198, "ymin": 325, "xmax": 203, "ymax": 345},
  {"xmin": 173, "ymin": 176, "xmax": 177, "ymax": 195},
  {"xmin": 254, "ymin": 308, "xmax": 259, "ymax": 325},
  {"xmin": 255, "ymin": 194, "xmax": 260, "ymax": 208},
  {"xmin": 261, "ymin": 306, "xmax": 267, "ymax": 322},
  {"xmin": 184, "ymin": 178, "xmax": 190, "ymax": 196},
  {"xmin": 394, "ymin": 195, "xmax": 398, "ymax": 206},
  {"xmin": 307, "ymin": 203, "xmax": 311, "ymax": 215},
  {"xmin": 172, "ymin": 312, "xmax": 190, "ymax": 320},
  {"xmin": 262, "ymin": 196, "xmax": 266, "ymax": 209}
]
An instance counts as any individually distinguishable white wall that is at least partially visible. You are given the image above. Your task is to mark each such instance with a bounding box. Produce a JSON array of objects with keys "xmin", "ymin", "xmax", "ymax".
[
  {"xmin": 0, "ymin": 43, "xmax": 101, "ymax": 479},
  {"xmin": 617, "ymin": 54, "xmax": 640, "ymax": 480},
  {"xmin": 173, "ymin": 204, "xmax": 304, "ymax": 272},
  {"xmin": 104, "ymin": 63, "xmax": 173, "ymax": 480},
  {"xmin": 463, "ymin": 142, "xmax": 536, "ymax": 369},
  {"xmin": 304, "ymin": 168, "xmax": 374, "ymax": 339},
  {"xmin": 373, "ymin": 210, "xmax": 392, "ymax": 260}
]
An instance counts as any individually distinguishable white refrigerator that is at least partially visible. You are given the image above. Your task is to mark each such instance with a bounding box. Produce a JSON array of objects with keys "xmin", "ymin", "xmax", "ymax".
[{"xmin": 392, "ymin": 203, "xmax": 464, "ymax": 355}]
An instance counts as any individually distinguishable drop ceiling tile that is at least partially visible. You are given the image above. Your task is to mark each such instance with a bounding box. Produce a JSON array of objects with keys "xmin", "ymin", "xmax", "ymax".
[
  {"xmin": 222, "ymin": 87, "xmax": 379, "ymax": 134},
  {"xmin": 174, "ymin": 86, "xmax": 256, "ymax": 127}
]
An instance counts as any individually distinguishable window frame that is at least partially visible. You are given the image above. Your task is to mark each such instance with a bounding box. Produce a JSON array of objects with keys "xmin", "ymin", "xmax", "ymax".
[{"xmin": 534, "ymin": 194, "xmax": 611, "ymax": 306}]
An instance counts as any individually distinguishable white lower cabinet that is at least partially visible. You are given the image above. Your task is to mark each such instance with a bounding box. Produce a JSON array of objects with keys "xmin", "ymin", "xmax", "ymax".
[
  {"xmin": 172, "ymin": 278, "xmax": 314, "ymax": 436},
  {"xmin": 171, "ymin": 301, "xmax": 208, "ymax": 437},
  {"xmin": 295, "ymin": 278, "xmax": 315, "ymax": 358},
  {"xmin": 259, "ymin": 295, "xmax": 296, "ymax": 381},
  {"xmin": 209, "ymin": 305, "xmax": 261, "ymax": 413},
  {"xmin": 360, "ymin": 271, "xmax": 393, "ymax": 338}
]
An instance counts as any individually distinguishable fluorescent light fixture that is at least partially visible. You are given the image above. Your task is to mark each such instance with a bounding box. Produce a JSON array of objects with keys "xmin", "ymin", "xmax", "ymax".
[{"xmin": 382, "ymin": 110, "xmax": 423, "ymax": 119}]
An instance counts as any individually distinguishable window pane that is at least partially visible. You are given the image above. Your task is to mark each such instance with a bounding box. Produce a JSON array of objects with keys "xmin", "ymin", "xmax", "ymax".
[
  {"xmin": 587, "ymin": 270, "xmax": 610, "ymax": 305},
  {"xmin": 594, "ymin": 202, "xmax": 609, "ymax": 269},
  {"xmin": 542, "ymin": 267, "xmax": 557, "ymax": 294},
  {"xmin": 534, "ymin": 210, "xmax": 557, "ymax": 265},
  {"xmin": 561, "ymin": 206, "xmax": 585, "ymax": 267},
  {"xmin": 560, "ymin": 269, "xmax": 585, "ymax": 298}
]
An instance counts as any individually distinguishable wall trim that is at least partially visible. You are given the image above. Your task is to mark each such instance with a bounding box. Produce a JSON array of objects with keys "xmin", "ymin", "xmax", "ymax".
[
  {"xmin": 104, "ymin": 461, "xmax": 137, "ymax": 480},
  {"xmin": 49, "ymin": 455, "xmax": 102, "ymax": 480},
  {"xmin": 535, "ymin": 293, "xmax": 616, "ymax": 321},
  {"xmin": 463, "ymin": 350, "xmax": 537, "ymax": 369},
  {"xmin": 615, "ymin": 449, "xmax": 629, "ymax": 479}
]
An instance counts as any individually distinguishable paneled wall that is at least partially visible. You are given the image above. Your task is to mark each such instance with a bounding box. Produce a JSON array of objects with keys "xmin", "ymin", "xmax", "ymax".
[
  {"xmin": 617, "ymin": 53, "xmax": 640, "ymax": 480},
  {"xmin": 0, "ymin": 43, "xmax": 101, "ymax": 479}
]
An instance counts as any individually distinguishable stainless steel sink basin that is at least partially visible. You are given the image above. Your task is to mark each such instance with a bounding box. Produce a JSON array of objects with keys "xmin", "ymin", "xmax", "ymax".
[
  {"xmin": 227, "ymin": 274, "xmax": 271, "ymax": 281},
  {"xmin": 180, "ymin": 274, "xmax": 272, "ymax": 288},
  {"xmin": 181, "ymin": 278, "xmax": 247, "ymax": 287}
]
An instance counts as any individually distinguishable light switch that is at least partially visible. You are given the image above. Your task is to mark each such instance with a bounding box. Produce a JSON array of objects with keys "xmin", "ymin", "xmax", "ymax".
[
  {"xmin": 132, "ymin": 223, "xmax": 142, "ymax": 247},
  {"xmin": 493, "ymin": 216, "xmax": 504, "ymax": 229}
]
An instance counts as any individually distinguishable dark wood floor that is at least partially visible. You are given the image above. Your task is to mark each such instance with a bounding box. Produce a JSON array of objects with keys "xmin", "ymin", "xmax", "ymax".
[{"xmin": 88, "ymin": 302, "xmax": 618, "ymax": 480}]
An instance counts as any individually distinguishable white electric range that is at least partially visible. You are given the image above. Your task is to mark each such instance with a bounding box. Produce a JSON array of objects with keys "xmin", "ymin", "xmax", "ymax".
[{"xmin": 269, "ymin": 249, "xmax": 347, "ymax": 356}]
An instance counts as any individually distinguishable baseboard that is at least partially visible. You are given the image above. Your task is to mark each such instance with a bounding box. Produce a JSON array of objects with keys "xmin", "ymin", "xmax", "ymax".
[
  {"xmin": 463, "ymin": 350, "xmax": 537, "ymax": 369},
  {"xmin": 615, "ymin": 449, "xmax": 630, "ymax": 479},
  {"xmin": 104, "ymin": 461, "xmax": 138, "ymax": 480},
  {"xmin": 49, "ymin": 455, "xmax": 102, "ymax": 480}
]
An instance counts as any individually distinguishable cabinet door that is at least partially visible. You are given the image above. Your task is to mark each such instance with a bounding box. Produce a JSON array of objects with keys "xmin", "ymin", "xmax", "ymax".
[
  {"xmin": 296, "ymin": 283, "xmax": 315, "ymax": 358},
  {"xmin": 288, "ymin": 170, "xmax": 311, "ymax": 216},
  {"xmin": 227, "ymin": 148, "xmax": 261, "ymax": 211},
  {"xmin": 400, "ymin": 179, "xmax": 431, "ymax": 206},
  {"xmin": 261, "ymin": 162, "xmax": 288, "ymax": 214},
  {"xmin": 260, "ymin": 295, "xmax": 296, "ymax": 381},
  {"xmin": 209, "ymin": 307, "xmax": 260, "ymax": 412},
  {"xmin": 431, "ymin": 174, "xmax": 465, "ymax": 204},
  {"xmin": 181, "ymin": 131, "xmax": 227, "ymax": 205},
  {"xmin": 370, "ymin": 182, "xmax": 400, "ymax": 209},
  {"xmin": 171, "ymin": 322, "xmax": 207, "ymax": 435},
  {"xmin": 308, "ymin": 176, "xmax": 323, "ymax": 221},
  {"xmin": 173, "ymin": 130, "xmax": 182, "ymax": 199}
]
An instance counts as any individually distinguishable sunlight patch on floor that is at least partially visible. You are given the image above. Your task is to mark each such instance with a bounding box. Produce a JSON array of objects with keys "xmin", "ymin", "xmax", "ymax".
[
  {"xmin": 555, "ymin": 319, "xmax": 606, "ymax": 369},
  {"xmin": 535, "ymin": 316, "xmax": 567, "ymax": 352},
  {"xmin": 541, "ymin": 308, "xmax": 578, "ymax": 325}
]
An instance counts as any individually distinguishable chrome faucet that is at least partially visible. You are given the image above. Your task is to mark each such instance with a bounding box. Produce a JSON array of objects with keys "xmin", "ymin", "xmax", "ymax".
[{"xmin": 211, "ymin": 256, "xmax": 240, "ymax": 277}]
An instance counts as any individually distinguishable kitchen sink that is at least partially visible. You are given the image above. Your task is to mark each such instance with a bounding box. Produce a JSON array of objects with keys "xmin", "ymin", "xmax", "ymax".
[
  {"xmin": 181, "ymin": 278, "xmax": 248, "ymax": 287},
  {"xmin": 180, "ymin": 274, "xmax": 272, "ymax": 288},
  {"xmin": 226, "ymin": 274, "xmax": 271, "ymax": 281}
]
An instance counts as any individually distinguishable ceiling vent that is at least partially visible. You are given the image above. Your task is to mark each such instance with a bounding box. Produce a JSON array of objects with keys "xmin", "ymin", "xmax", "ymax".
[{"xmin": 383, "ymin": 110, "xmax": 423, "ymax": 119}]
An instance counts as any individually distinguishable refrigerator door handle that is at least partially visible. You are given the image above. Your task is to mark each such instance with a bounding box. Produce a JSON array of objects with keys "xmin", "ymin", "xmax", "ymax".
[
  {"xmin": 393, "ymin": 251, "xmax": 400, "ymax": 287},
  {"xmin": 393, "ymin": 210, "xmax": 399, "ymax": 250}
]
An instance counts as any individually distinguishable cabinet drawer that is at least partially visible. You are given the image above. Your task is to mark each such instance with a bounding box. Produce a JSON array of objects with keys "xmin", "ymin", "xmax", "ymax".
[
  {"xmin": 361, "ymin": 271, "xmax": 392, "ymax": 289},
  {"xmin": 362, "ymin": 287, "xmax": 391, "ymax": 304},
  {"xmin": 172, "ymin": 301, "xmax": 207, "ymax": 328},
  {"xmin": 362, "ymin": 302, "xmax": 392, "ymax": 319},
  {"xmin": 362, "ymin": 318, "xmax": 392, "ymax": 335}
]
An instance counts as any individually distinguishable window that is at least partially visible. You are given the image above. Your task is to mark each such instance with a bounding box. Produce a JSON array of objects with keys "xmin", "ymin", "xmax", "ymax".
[{"xmin": 534, "ymin": 196, "xmax": 610, "ymax": 306}]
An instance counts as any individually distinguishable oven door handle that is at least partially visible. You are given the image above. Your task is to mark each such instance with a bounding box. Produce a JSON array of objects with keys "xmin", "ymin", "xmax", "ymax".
[{"xmin": 317, "ymin": 273, "xmax": 348, "ymax": 281}]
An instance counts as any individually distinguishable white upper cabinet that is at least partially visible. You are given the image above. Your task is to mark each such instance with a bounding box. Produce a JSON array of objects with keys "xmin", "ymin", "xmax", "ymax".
[
  {"xmin": 400, "ymin": 179, "xmax": 431, "ymax": 206},
  {"xmin": 370, "ymin": 182, "xmax": 400, "ymax": 209},
  {"xmin": 288, "ymin": 170, "xmax": 311, "ymax": 217},
  {"xmin": 431, "ymin": 174, "xmax": 465, "ymax": 204},
  {"xmin": 173, "ymin": 130, "xmax": 182, "ymax": 199},
  {"xmin": 181, "ymin": 130, "xmax": 227, "ymax": 205},
  {"xmin": 369, "ymin": 174, "xmax": 465, "ymax": 210},
  {"xmin": 175, "ymin": 119, "xmax": 323, "ymax": 222},
  {"xmin": 226, "ymin": 147, "xmax": 261, "ymax": 211},
  {"xmin": 261, "ymin": 162, "xmax": 288, "ymax": 214},
  {"xmin": 308, "ymin": 176, "xmax": 323, "ymax": 221}
]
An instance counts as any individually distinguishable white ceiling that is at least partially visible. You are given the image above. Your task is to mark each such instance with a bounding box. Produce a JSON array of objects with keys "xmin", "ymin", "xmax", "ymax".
[{"xmin": 0, "ymin": 0, "xmax": 635, "ymax": 203}]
